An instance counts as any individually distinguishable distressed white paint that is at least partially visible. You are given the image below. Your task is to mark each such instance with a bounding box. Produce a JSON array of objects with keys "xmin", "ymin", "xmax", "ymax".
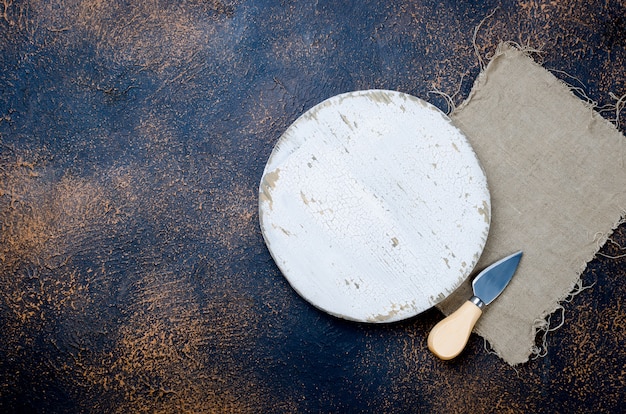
[{"xmin": 259, "ymin": 90, "xmax": 490, "ymax": 323}]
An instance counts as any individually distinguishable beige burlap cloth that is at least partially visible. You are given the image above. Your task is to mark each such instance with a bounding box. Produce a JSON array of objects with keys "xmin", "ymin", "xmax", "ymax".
[{"xmin": 436, "ymin": 43, "xmax": 626, "ymax": 365}]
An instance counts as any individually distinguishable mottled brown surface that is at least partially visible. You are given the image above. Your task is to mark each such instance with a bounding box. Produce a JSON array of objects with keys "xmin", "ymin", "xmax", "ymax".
[{"xmin": 0, "ymin": 0, "xmax": 624, "ymax": 412}]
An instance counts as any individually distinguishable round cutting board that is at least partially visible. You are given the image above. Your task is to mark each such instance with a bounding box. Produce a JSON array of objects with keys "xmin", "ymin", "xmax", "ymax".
[{"xmin": 259, "ymin": 90, "xmax": 490, "ymax": 323}]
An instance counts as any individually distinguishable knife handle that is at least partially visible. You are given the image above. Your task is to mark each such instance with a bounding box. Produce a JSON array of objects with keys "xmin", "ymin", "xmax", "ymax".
[{"xmin": 427, "ymin": 299, "xmax": 483, "ymax": 360}]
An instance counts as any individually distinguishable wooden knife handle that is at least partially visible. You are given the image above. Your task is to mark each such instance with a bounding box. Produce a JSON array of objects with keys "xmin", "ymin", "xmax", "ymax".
[{"xmin": 427, "ymin": 300, "xmax": 483, "ymax": 360}]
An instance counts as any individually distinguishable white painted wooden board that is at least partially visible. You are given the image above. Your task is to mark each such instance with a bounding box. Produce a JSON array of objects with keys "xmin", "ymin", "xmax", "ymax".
[{"xmin": 259, "ymin": 90, "xmax": 490, "ymax": 323}]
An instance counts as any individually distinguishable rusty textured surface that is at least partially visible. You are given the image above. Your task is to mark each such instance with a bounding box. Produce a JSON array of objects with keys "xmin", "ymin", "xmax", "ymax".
[{"xmin": 0, "ymin": 1, "xmax": 624, "ymax": 412}]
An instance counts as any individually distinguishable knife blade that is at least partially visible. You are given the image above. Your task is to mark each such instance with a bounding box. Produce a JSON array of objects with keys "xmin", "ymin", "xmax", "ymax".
[{"xmin": 427, "ymin": 250, "xmax": 523, "ymax": 360}]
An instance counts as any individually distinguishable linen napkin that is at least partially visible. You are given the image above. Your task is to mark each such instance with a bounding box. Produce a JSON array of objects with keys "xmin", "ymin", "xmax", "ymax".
[{"xmin": 436, "ymin": 43, "xmax": 626, "ymax": 365}]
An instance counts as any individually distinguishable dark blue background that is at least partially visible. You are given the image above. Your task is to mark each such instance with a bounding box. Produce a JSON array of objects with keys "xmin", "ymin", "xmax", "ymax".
[{"xmin": 1, "ymin": 1, "xmax": 624, "ymax": 412}]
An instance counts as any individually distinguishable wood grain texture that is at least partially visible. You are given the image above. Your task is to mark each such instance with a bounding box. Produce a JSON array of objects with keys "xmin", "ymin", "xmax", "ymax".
[{"xmin": 260, "ymin": 90, "xmax": 489, "ymax": 322}]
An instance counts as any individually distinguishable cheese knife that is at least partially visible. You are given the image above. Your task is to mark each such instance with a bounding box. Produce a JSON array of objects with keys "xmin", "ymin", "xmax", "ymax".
[{"xmin": 428, "ymin": 250, "xmax": 523, "ymax": 360}]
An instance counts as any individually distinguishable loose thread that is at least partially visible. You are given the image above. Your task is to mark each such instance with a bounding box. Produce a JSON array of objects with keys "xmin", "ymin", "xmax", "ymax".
[
  {"xmin": 597, "ymin": 252, "xmax": 626, "ymax": 259},
  {"xmin": 427, "ymin": 90, "xmax": 455, "ymax": 115},
  {"xmin": 530, "ymin": 321, "xmax": 549, "ymax": 360},
  {"xmin": 427, "ymin": 72, "xmax": 466, "ymax": 115},
  {"xmin": 472, "ymin": 7, "xmax": 499, "ymax": 71},
  {"xmin": 593, "ymin": 230, "xmax": 610, "ymax": 249},
  {"xmin": 608, "ymin": 237, "xmax": 626, "ymax": 250},
  {"xmin": 549, "ymin": 306, "xmax": 566, "ymax": 332},
  {"xmin": 594, "ymin": 221, "xmax": 626, "ymax": 259},
  {"xmin": 588, "ymin": 91, "xmax": 626, "ymax": 127},
  {"xmin": 531, "ymin": 305, "xmax": 565, "ymax": 360},
  {"xmin": 562, "ymin": 278, "xmax": 597, "ymax": 303},
  {"xmin": 548, "ymin": 68, "xmax": 587, "ymax": 90},
  {"xmin": 482, "ymin": 337, "xmax": 498, "ymax": 356},
  {"xmin": 498, "ymin": 40, "xmax": 544, "ymax": 57},
  {"xmin": 596, "ymin": 237, "xmax": 626, "ymax": 258},
  {"xmin": 547, "ymin": 68, "xmax": 600, "ymax": 123},
  {"xmin": 530, "ymin": 267, "xmax": 601, "ymax": 360},
  {"xmin": 542, "ymin": 66, "xmax": 626, "ymax": 131},
  {"xmin": 609, "ymin": 92, "xmax": 626, "ymax": 127}
]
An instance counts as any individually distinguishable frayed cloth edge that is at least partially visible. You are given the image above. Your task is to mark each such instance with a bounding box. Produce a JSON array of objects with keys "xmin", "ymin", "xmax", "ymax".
[
  {"xmin": 455, "ymin": 42, "xmax": 625, "ymax": 134},
  {"xmin": 449, "ymin": 12, "xmax": 625, "ymax": 364},
  {"xmin": 526, "ymin": 214, "xmax": 626, "ymax": 363}
]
